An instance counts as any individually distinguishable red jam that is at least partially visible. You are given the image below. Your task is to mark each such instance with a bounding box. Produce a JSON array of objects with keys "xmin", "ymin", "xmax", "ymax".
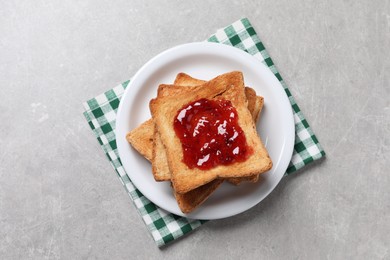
[{"xmin": 173, "ymin": 98, "xmax": 252, "ymax": 170}]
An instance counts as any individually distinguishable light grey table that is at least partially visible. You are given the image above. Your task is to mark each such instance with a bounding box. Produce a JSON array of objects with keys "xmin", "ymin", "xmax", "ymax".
[{"xmin": 1, "ymin": 1, "xmax": 389, "ymax": 259}]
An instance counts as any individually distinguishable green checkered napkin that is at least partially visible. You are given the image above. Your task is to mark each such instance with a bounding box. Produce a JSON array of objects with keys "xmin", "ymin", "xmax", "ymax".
[{"xmin": 83, "ymin": 18, "xmax": 325, "ymax": 247}]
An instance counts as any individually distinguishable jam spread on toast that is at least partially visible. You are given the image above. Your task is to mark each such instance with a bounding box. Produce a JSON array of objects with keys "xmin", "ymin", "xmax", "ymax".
[{"xmin": 174, "ymin": 98, "xmax": 252, "ymax": 170}]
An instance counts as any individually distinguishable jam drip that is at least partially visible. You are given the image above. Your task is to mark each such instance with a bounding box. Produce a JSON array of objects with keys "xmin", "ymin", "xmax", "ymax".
[{"xmin": 173, "ymin": 98, "xmax": 252, "ymax": 170}]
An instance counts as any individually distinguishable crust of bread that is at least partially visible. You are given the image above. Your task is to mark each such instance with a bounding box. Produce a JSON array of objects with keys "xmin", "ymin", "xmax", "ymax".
[
  {"xmin": 125, "ymin": 119, "xmax": 154, "ymax": 161},
  {"xmin": 245, "ymin": 87, "xmax": 264, "ymax": 123},
  {"xmin": 174, "ymin": 179, "xmax": 224, "ymax": 213},
  {"xmin": 151, "ymin": 127, "xmax": 171, "ymax": 181},
  {"xmin": 150, "ymin": 71, "xmax": 272, "ymax": 194},
  {"xmin": 174, "ymin": 72, "xmax": 204, "ymax": 85}
]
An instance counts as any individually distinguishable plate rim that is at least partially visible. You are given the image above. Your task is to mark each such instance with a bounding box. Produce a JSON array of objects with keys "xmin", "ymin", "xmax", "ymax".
[{"xmin": 116, "ymin": 42, "xmax": 295, "ymax": 219}]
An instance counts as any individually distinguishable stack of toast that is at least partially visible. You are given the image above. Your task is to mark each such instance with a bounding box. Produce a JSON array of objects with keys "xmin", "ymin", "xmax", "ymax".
[{"xmin": 126, "ymin": 71, "xmax": 272, "ymax": 213}]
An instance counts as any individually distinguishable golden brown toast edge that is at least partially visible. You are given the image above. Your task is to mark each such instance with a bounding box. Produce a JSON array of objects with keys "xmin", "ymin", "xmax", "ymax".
[
  {"xmin": 125, "ymin": 119, "xmax": 154, "ymax": 161},
  {"xmin": 151, "ymin": 126, "xmax": 171, "ymax": 181},
  {"xmin": 174, "ymin": 179, "xmax": 224, "ymax": 213}
]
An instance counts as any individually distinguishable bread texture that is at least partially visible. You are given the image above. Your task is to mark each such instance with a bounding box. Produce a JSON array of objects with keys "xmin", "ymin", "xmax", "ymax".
[
  {"xmin": 245, "ymin": 87, "xmax": 264, "ymax": 124},
  {"xmin": 151, "ymin": 126, "xmax": 171, "ymax": 181},
  {"xmin": 174, "ymin": 179, "xmax": 224, "ymax": 213},
  {"xmin": 126, "ymin": 119, "xmax": 154, "ymax": 161},
  {"xmin": 150, "ymin": 71, "xmax": 272, "ymax": 194}
]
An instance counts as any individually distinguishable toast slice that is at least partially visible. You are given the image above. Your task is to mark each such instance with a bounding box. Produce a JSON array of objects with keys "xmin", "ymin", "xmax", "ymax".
[
  {"xmin": 173, "ymin": 73, "xmax": 264, "ymax": 185},
  {"xmin": 127, "ymin": 72, "xmax": 267, "ymax": 213},
  {"xmin": 126, "ymin": 74, "xmax": 264, "ymax": 183},
  {"xmin": 154, "ymin": 74, "xmax": 264, "ymax": 213},
  {"xmin": 150, "ymin": 71, "xmax": 272, "ymax": 194}
]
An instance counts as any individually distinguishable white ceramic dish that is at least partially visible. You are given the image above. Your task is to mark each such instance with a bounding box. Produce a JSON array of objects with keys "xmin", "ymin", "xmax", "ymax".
[{"xmin": 116, "ymin": 42, "xmax": 294, "ymax": 220}]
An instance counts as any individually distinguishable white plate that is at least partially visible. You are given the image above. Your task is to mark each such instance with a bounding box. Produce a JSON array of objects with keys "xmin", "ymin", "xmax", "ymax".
[{"xmin": 116, "ymin": 42, "xmax": 294, "ymax": 220}]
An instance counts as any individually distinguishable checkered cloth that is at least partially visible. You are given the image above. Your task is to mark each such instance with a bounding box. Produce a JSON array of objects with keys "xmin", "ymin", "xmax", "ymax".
[{"xmin": 83, "ymin": 18, "xmax": 325, "ymax": 247}]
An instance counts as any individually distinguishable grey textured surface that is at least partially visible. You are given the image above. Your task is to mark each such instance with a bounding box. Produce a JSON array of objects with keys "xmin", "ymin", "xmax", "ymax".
[{"xmin": 1, "ymin": 0, "xmax": 389, "ymax": 259}]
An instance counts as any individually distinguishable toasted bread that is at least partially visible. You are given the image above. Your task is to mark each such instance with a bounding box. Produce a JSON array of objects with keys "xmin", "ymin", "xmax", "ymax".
[
  {"xmin": 150, "ymin": 71, "xmax": 272, "ymax": 194},
  {"xmin": 156, "ymin": 74, "xmax": 263, "ymax": 212},
  {"xmin": 126, "ymin": 74, "xmax": 264, "ymax": 183},
  {"xmin": 173, "ymin": 73, "xmax": 264, "ymax": 185},
  {"xmin": 127, "ymin": 72, "xmax": 269, "ymax": 212},
  {"xmin": 244, "ymin": 87, "xmax": 264, "ymax": 124},
  {"xmin": 126, "ymin": 119, "xmax": 154, "ymax": 161},
  {"xmin": 151, "ymin": 126, "xmax": 171, "ymax": 181},
  {"xmin": 174, "ymin": 179, "xmax": 224, "ymax": 213}
]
